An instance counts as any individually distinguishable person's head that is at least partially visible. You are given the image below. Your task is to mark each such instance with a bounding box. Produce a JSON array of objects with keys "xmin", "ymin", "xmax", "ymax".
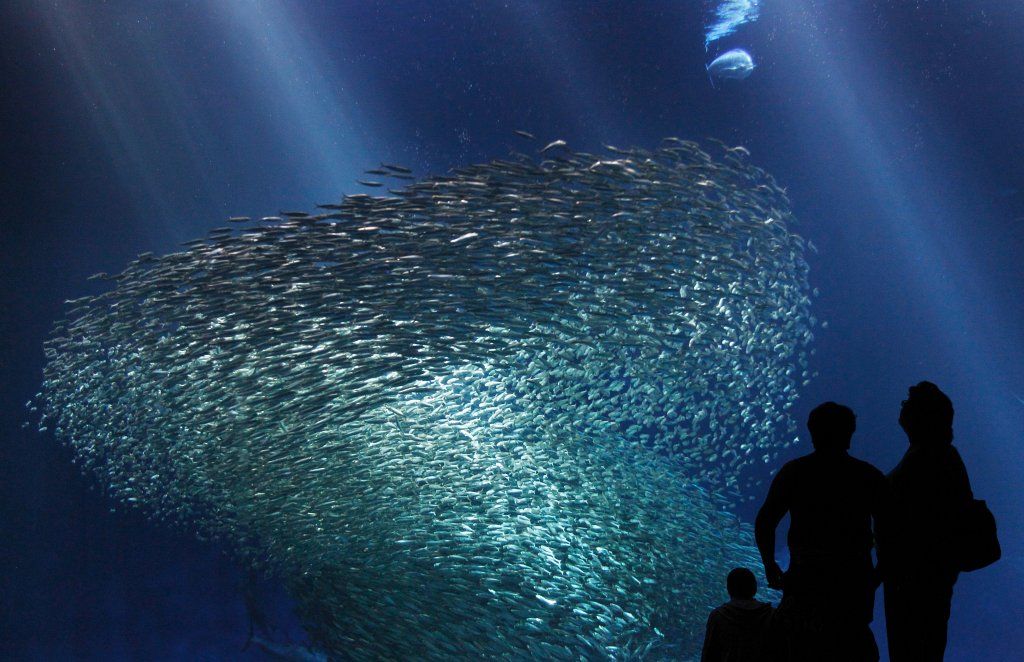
[
  {"xmin": 899, "ymin": 381, "xmax": 954, "ymax": 446},
  {"xmin": 807, "ymin": 401, "xmax": 856, "ymax": 451},
  {"xmin": 726, "ymin": 567, "xmax": 757, "ymax": 600}
]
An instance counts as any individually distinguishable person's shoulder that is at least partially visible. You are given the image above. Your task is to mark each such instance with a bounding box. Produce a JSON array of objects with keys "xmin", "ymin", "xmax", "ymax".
[
  {"xmin": 781, "ymin": 454, "xmax": 814, "ymax": 471},
  {"xmin": 945, "ymin": 445, "xmax": 971, "ymax": 477},
  {"xmin": 859, "ymin": 456, "xmax": 885, "ymax": 477},
  {"xmin": 842, "ymin": 452, "xmax": 883, "ymax": 475},
  {"xmin": 770, "ymin": 455, "xmax": 807, "ymax": 483},
  {"xmin": 887, "ymin": 446, "xmax": 914, "ymax": 478},
  {"xmin": 707, "ymin": 603, "xmax": 729, "ymax": 622},
  {"xmin": 737, "ymin": 598, "xmax": 775, "ymax": 613}
]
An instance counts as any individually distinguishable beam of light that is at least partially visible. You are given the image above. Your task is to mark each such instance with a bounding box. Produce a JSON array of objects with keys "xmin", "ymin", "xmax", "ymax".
[
  {"xmin": 206, "ymin": 0, "xmax": 382, "ymax": 206},
  {"xmin": 35, "ymin": 2, "xmax": 388, "ymax": 244},
  {"xmin": 506, "ymin": 3, "xmax": 619, "ymax": 142},
  {"xmin": 705, "ymin": 0, "xmax": 761, "ymax": 50},
  {"xmin": 777, "ymin": 3, "xmax": 1023, "ymax": 480},
  {"xmin": 39, "ymin": 3, "xmax": 185, "ymax": 235}
]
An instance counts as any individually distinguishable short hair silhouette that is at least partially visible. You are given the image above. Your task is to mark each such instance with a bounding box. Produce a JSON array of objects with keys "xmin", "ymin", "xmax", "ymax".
[
  {"xmin": 806, "ymin": 401, "xmax": 856, "ymax": 451},
  {"xmin": 726, "ymin": 567, "xmax": 757, "ymax": 600},
  {"xmin": 899, "ymin": 380, "xmax": 954, "ymax": 445}
]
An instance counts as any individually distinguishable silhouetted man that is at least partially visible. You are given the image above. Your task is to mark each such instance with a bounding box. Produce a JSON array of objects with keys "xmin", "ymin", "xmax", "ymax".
[
  {"xmin": 701, "ymin": 567, "xmax": 774, "ymax": 662},
  {"xmin": 882, "ymin": 381, "xmax": 973, "ymax": 662},
  {"xmin": 755, "ymin": 402, "xmax": 886, "ymax": 662}
]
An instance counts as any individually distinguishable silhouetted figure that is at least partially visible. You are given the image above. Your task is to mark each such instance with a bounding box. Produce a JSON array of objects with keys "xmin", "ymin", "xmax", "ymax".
[
  {"xmin": 755, "ymin": 402, "xmax": 886, "ymax": 662},
  {"xmin": 882, "ymin": 382, "xmax": 973, "ymax": 662},
  {"xmin": 701, "ymin": 567, "xmax": 774, "ymax": 662}
]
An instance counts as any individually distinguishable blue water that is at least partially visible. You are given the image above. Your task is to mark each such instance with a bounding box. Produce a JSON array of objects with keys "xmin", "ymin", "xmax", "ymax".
[{"xmin": 2, "ymin": 2, "xmax": 1022, "ymax": 659}]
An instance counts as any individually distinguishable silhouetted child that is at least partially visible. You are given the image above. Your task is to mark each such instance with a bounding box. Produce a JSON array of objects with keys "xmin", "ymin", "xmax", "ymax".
[{"xmin": 701, "ymin": 567, "xmax": 774, "ymax": 662}]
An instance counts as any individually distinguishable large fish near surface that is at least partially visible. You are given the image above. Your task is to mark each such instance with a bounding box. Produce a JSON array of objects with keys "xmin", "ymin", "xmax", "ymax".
[
  {"xmin": 37, "ymin": 138, "xmax": 814, "ymax": 659},
  {"xmin": 707, "ymin": 48, "xmax": 756, "ymax": 86}
]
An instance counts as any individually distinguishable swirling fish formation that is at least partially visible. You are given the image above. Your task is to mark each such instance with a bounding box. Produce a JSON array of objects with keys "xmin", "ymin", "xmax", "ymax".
[{"xmin": 38, "ymin": 137, "xmax": 814, "ymax": 659}]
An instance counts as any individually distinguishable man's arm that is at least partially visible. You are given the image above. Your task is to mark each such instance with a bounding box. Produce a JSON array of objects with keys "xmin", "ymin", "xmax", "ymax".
[
  {"xmin": 949, "ymin": 446, "xmax": 974, "ymax": 502},
  {"xmin": 700, "ymin": 612, "xmax": 720, "ymax": 662},
  {"xmin": 755, "ymin": 467, "xmax": 789, "ymax": 589},
  {"xmin": 869, "ymin": 469, "xmax": 890, "ymax": 586}
]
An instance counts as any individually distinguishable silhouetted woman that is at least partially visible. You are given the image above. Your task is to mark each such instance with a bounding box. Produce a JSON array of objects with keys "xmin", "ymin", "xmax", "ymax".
[{"xmin": 882, "ymin": 381, "xmax": 973, "ymax": 662}]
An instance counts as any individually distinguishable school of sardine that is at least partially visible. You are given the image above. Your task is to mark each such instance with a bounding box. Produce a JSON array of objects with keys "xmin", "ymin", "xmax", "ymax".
[{"xmin": 36, "ymin": 137, "xmax": 814, "ymax": 659}]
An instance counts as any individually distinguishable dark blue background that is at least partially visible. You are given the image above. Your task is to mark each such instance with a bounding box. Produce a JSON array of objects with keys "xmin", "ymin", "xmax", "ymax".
[{"xmin": 2, "ymin": 1, "xmax": 1021, "ymax": 659}]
